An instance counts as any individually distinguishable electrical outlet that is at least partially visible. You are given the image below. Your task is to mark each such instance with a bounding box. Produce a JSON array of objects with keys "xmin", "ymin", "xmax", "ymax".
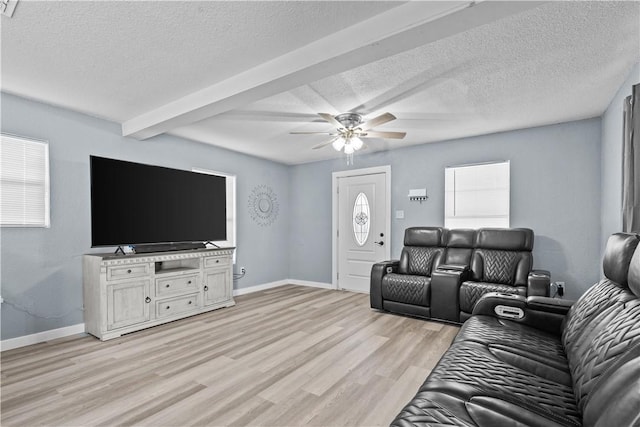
[
  {"xmin": 240, "ymin": 267, "xmax": 246, "ymax": 275},
  {"xmin": 556, "ymin": 282, "xmax": 565, "ymax": 298}
]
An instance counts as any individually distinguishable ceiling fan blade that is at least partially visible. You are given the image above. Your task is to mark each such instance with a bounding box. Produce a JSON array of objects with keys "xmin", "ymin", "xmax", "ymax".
[
  {"xmin": 318, "ymin": 113, "xmax": 345, "ymax": 129},
  {"xmin": 360, "ymin": 131, "xmax": 406, "ymax": 139},
  {"xmin": 312, "ymin": 137, "xmax": 339, "ymax": 150},
  {"xmin": 290, "ymin": 131, "xmax": 336, "ymax": 135},
  {"xmin": 359, "ymin": 112, "xmax": 396, "ymax": 131}
]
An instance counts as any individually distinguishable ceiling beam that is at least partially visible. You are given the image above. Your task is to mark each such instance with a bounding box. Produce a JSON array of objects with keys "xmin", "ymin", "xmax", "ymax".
[{"xmin": 122, "ymin": 1, "xmax": 545, "ymax": 140}]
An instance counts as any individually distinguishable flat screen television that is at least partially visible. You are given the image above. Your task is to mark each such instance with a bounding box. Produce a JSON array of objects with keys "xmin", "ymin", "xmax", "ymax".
[{"xmin": 90, "ymin": 156, "xmax": 227, "ymax": 248}]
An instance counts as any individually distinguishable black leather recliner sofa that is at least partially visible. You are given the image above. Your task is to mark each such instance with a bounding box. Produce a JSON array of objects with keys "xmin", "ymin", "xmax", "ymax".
[
  {"xmin": 372, "ymin": 227, "xmax": 446, "ymax": 320},
  {"xmin": 392, "ymin": 232, "xmax": 640, "ymax": 427},
  {"xmin": 371, "ymin": 227, "xmax": 550, "ymax": 323},
  {"xmin": 459, "ymin": 228, "xmax": 547, "ymax": 321}
]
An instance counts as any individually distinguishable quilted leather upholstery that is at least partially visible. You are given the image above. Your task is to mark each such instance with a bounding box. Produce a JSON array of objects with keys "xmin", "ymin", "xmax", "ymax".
[
  {"xmin": 419, "ymin": 341, "xmax": 581, "ymax": 426},
  {"xmin": 455, "ymin": 315, "xmax": 566, "ymax": 361},
  {"xmin": 382, "ymin": 273, "xmax": 430, "ymax": 306},
  {"xmin": 392, "ymin": 393, "xmax": 473, "ymax": 427},
  {"xmin": 405, "ymin": 247, "xmax": 440, "ymax": 276},
  {"xmin": 392, "ymin": 233, "xmax": 640, "ymax": 427},
  {"xmin": 459, "ymin": 281, "xmax": 525, "ymax": 313},
  {"xmin": 371, "ymin": 227, "xmax": 545, "ymax": 323},
  {"xmin": 568, "ymin": 299, "xmax": 640, "ymax": 412},
  {"xmin": 480, "ymin": 250, "xmax": 519, "ymax": 284},
  {"xmin": 561, "ymin": 279, "xmax": 636, "ymax": 353},
  {"xmin": 470, "ymin": 249, "xmax": 532, "ymax": 286},
  {"xmin": 457, "ymin": 228, "xmax": 535, "ymax": 317}
]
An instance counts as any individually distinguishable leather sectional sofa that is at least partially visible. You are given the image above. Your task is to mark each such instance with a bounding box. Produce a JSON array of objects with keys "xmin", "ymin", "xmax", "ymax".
[
  {"xmin": 370, "ymin": 227, "xmax": 550, "ymax": 324},
  {"xmin": 391, "ymin": 232, "xmax": 640, "ymax": 427}
]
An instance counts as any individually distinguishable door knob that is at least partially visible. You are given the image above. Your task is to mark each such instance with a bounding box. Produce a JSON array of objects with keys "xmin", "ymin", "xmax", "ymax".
[{"xmin": 374, "ymin": 241, "xmax": 384, "ymax": 246}]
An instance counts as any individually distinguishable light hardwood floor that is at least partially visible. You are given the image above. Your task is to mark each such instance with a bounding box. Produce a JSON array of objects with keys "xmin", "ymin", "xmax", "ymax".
[{"xmin": 1, "ymin": 285, "xmax": 459, "ymax": 426}]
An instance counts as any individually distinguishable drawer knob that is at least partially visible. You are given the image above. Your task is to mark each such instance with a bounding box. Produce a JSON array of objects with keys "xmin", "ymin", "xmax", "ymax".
[
  {"xmin": 166, "ymin": 284, "xmax": 170, "ymax": 288},
  {"xmin": 216, "ymin": 260, "xmax": 219, "ymax": 263},
  {"xmin": 127, "ymin": 269, "xmax": 132, "ymax": 274},
  {"xmin": 166, "ymin": 306, "xmax": 170, "ymax": 310},
  {"xmin": 204, "ymin": 286, "xmax": 209, "ymax": 291},
  {"xmin": 188, "ymin": 300, "xmax": 192, "ymax": 305},
  {"xmin": 187, "ymin": 280, "xmax": 192, "ymax": 284},
  {"xmin": 145, "ymin": 297, "xmax": 151, "ymax": 303}
]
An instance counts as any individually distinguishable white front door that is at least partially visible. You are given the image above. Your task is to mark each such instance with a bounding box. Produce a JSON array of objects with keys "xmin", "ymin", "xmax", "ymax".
[{"xmin": 336, "ymin": 171, "xmax": 390, "ymax": 293}]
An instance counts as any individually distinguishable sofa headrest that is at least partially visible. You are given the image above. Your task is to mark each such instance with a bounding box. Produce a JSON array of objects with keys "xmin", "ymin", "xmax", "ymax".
[
  {"xmin": 627, "ymin": 244, "xmax": 640, "ymax": 297},
  {"xmin": 603, "ymin": 233, "xmax": 640, "ymax": 288},
  {"xmin": 404, "ymin": 227, "xmax": 444, "ymax": 247},
  {"xmin": 475, "ymin": 228, "xmax": 534, "ymax": 251},
  {"xmin": 444, "ymin": 229, "xmax": 476, "ymax": 248}
]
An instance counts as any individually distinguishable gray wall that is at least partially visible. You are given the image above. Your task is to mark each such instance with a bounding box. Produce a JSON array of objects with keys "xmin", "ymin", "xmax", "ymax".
[
  {"xmin": 600, "ymin": 63, "xmax": 640, "ymax": 258},
  {"xmin": 289, "ymin": 119, "xmax": 603, "ymax": 301},
  {"xmin": 0, "ymin": 93, "xmax": 290, "ymax": 340},
  {"xmin": 0, "ymin": 91, "xmax": 607, "ymax": 341}
]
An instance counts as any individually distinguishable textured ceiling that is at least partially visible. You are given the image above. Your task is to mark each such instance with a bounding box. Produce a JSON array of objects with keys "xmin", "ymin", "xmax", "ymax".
[{"xmin": 2, "ymin": 1, "xmax": 639, "ymax": 165}]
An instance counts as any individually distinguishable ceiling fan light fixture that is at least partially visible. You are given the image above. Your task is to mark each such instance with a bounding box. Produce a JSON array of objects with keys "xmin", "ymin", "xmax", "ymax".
[
  {"xmin": 292, "ymin": 111, "xmax": 405, "ymax": 165},
  {"xmin": 343, "ymin": 142, "xmax": 355, "ymax": 155}
]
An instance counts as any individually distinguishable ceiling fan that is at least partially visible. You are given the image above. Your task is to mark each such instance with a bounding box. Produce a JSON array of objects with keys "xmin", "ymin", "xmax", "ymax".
[{"xmin": 290, "ymin": 112, "xmax": 406, "ymax": 164}]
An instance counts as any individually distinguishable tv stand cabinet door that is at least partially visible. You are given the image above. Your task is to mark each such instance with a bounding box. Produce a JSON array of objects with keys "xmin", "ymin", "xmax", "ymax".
[
  {"xmin": 106, "ymin": 280, "xmax": 151, "ymax": 330},
  {"xmin": 203, "ymin": 269, "xmax": 232, "ymax": 305}
]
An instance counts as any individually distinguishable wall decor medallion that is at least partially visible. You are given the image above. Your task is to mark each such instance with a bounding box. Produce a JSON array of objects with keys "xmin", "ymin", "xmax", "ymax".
[{"xmin": 248, "ymin": 185, "xmax": 279, "ymax": 226}]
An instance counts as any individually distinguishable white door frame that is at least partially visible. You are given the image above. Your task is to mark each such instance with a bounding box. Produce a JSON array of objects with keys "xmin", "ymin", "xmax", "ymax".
[{"xmin": 332, "ymin": 165, "xmax": 391, "ymax": 290}]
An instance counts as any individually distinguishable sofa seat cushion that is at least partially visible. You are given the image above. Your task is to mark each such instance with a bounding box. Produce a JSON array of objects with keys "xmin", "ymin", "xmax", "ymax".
[
  {"xmin": 455, "ymin": 315, "xmax": 567, "ymax": 365},
  {"xmin": 394, "ymin": 340, "xmax": 580, "ymax": 427},
  {"xmin": 392, "ymin": 390, "xmax": 576, "ymax": 427},
  {"xmin": 460, "ymin": 281, "xmax": 525, "ymax": 313},
  {"xmin": 382, "ymin": 273, "xmax": 431, "ymax": 306}
]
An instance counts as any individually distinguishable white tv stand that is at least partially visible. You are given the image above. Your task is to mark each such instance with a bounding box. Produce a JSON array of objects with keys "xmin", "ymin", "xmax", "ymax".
[{"xmin": 83, "ymin": 247, "xmax": 235, "ymax": 341}]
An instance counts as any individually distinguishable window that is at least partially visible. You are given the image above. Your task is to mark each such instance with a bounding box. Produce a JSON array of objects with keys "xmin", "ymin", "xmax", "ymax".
[
  {"xmin": 1, "ymin": 134, "xmax": 50, "ymax": 227},
  {"xmin": 352, "ymin": 192, "xmax": 370, "ymax": 246},
  {"xmin": 444, "ymin": 161, "xmax": 509, "ymax": 229},
  {"xmin": 192, "ymin": 168, "xmax": 236, "ymax": 252}
]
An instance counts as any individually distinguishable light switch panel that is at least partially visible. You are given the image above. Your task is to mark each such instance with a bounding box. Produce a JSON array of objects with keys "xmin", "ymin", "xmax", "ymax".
[{"xmin": 395, "ymin": 210, "xmax": 405, "ymax": 219}]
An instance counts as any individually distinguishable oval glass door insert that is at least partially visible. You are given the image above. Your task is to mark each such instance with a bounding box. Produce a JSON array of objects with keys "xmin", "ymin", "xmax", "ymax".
[{"xmin": 353, "ymin": 192, "xmax": 370, "ymax": 246}]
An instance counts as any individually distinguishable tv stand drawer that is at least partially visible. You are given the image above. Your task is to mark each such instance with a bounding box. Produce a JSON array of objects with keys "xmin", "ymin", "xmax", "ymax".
[
  {"xmin": 156, "ymin": 293, "xmax": 200, "ymax": 318},
  {"xmin": 155, "ymin": 274, "xmax": 199, "ymax": 297},
  {"xmin": 106, "ymin": 263, "xmax": 150, "ymax": 281},
  {"xmin": 204, "ymin": 256, "xmax": 231, "ymax": 269}
]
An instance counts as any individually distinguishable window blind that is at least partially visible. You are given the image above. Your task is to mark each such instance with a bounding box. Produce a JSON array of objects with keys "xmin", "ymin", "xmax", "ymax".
[
  {"xmin": 445, "ymin": 161, "xmax": 510, "ymax": 229},
  {"xmin": 0, "ymin": 134, "xmax": 50, "ymax": 227}
]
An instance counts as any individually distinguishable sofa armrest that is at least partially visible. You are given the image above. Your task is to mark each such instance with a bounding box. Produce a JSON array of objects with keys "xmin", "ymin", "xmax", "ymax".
[
  {"xmin": 437, "ymin": 264, "xmax": 469, "ymax": 273},
  {"xmin": 472, "ymin": 292, "xmax": 573, "ymax": 336},
  {"xmin": 370, "ymin": 260, "xmax": 399, "ymax": 309},
  {"xmin": 526, "ymin": 296, "xmax": 574, "ymax": 315},
  {"xmin": 431, "ymin": 267, "xmax": 469, "ymax": 323},
  {"xmin": 472, "ymin": 292, "xmax": 527, "ymax": 317},
  {"xmin": 528, "ymin": 269, "xmax": 551, "ymax": 297}
]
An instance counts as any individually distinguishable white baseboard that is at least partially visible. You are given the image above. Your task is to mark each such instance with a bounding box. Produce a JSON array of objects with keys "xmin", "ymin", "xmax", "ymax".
[
  {"xmin": 1, "ymin": 323, "xmax": 86, "ymax": 352},
  {"xmin": 232, "ymin": 280, "xmax": 289, "ymax": 296},
  {"xmin": 288, "ymin": 279, "xmax": 336, "ymax": 290},
  {"xmin": 2, "ymin": 280, "xmax": 337, "ymax": 351},
  {"xmin": 233, "ymin": 279, "xmax": 336, "ymax": 296}
]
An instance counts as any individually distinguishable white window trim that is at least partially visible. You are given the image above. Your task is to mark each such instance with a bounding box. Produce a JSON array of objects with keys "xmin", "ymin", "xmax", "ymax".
[
  {"xmin": 444, "ymin": 160, "xmax": 510, "ymax": 229},
  {"xmin": 1, "ymin": 133, "xmax": 50, "ymax": 228},
  {"xmin": 192, "ymin": 168, "xmax": 236, "ymax": 257}
]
